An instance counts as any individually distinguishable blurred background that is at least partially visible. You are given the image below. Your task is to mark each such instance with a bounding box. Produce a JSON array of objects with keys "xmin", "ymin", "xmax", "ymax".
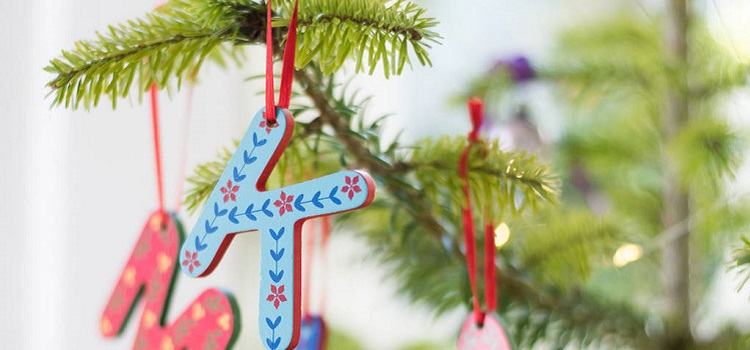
[{"xmin": 2, "ymin": 0, "xmax": 750, "ymax": 349}]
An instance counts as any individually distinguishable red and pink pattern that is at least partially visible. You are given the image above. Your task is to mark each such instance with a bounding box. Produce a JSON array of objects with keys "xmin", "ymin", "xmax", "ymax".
[
  {"xmin": 457, "ymin": 313, "xmax": 513, "ymax": 349},
  {"xmin": 101, "ymin": 211, "xmax": 239, "ymax": 349}
]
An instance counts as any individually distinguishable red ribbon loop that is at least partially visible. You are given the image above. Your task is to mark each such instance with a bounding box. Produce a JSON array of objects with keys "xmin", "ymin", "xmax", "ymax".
[
  {"xmin": 467, "ymin": 97, "xmax": 483, "ymax": 142},
  {"xmin": 484, "ymin": 221, "xmax": 496, "ymax": 312},
  {"xmin": 460, "ymin": 98, "xmax": 496, "ymax": 326},
  {"xmin": 265, "ymin": 0, "xmax": 300, "ymax": 124}
]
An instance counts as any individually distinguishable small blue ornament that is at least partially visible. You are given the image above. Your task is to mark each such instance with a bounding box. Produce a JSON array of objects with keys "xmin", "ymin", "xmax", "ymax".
[{"xmin": 297, "ymin": 315, "xmax": 326, "ymax": 350}]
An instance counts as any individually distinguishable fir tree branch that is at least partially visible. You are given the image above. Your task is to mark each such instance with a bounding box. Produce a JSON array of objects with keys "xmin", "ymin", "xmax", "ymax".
[
  {"xmin": 45, "ymin": 0, "xmax": 249, "ymax": 109},
  {"xmin": 729, "ymin": 237, "xmax": 750, "ymax": 292},
  {"xmin": 463, "ymin": 16, "xmax": 749, "ymax": 110},
  {"xmin": 512, "ymin": 209, "xmax": 625, "ymax": 288},
  {"xmin": 458, "ymin": 13, "xmax": 750, "ymax": 348},
  {"xmin": 184, "ymin": 143, "xmax": 236, "ymax": 213},
  {"xmin": 287, "ymin": 0, "xmax": 440, "ymax": 77},
  {"xmin": 352, "ymin": 198, "xmax": 650, "ymax": 349},
  {"xmin": 183, "ymin": 115, "xmax": 332, "ymax": 213},
  {"xmin": 184, "ymin": 65, "xmax": 559, "ymax": 258},
  {"xmin": 293, "ymin": 66, "xmax": 452, "ymax": 240},
  {"xmin": 290, "ymin": 66, "xmax": 651, "ymax": 347},
  {"xmin": 401, "ymin": 137, "xmax": 558, "ymax": 219},
  {"xmin": 45, "ymin": 0, "xmax": 440, "ymax": 109}
]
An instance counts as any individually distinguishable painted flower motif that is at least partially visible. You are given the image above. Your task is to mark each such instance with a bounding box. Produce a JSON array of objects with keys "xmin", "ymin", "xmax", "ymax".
[
  {"xmin": 259, "ymin": 118, "xmax": 276, "ymax": 134},
  {"xmin": 191, "ymin": 303, "xmax": 205, "ymax": 321},
  {"xmin": 266, "ymin": 284, "xmax": 287, "ymax": 309},
  {"xmin": 182, "ymin": 250, "xmax": 201, "ymax": 274},
  {"xmin": 160, "ymin": 336, "xmax": 174, "ymax": 350},
  {"xmin": 142, "ymin": 309, "xmax": 157, "ymax": 329},
  {"xmin": 100, "ymin": 316, "xmax": 113, "ymax": 336},
  {"xmin": 220, "ymin": 179, "xmax": 240, "ymax": 203},
  {"xmin": 341, "ymin": 175, "xmax": 362, "ymax": 200},
  {"xmin": 217, "ymin": 313, "xmax": 232, "ymax": 331},
  {"xmin": 273, "ymin": 191, "xmax": 294, "ymax": 216}
]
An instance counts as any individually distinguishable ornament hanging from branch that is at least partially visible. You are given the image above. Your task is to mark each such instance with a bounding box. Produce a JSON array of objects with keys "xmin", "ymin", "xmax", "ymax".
[
  {"xmin": 179, "ymin": 1, "xmax": 375, "ymax": 349},
  {"xmin": 101, "ymin": 84, "xmax": 240, "ymax": 349},
  {"xmin": 101, "ymin": 212, "xmax": 240, "ymax": 349},
  {"xmin": 456, "ymin": 98, "xmax": 514, "ymax": 350}
]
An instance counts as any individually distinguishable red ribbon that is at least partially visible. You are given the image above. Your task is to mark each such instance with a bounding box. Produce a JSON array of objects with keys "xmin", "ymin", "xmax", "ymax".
[
  {"xmin": 265, "ymin": 0, "xmax": 300, "ymax": 123},
  {"xmin": 150, "ymin": 83, "xmax": 165, "ymax": 218},
  {"xmin": 460, "ymin": 98, "xmax": 497, "ymax": 326},
  {"xmin": 484, "ymin": 220, "xmax": 496, "ymax": 312}
]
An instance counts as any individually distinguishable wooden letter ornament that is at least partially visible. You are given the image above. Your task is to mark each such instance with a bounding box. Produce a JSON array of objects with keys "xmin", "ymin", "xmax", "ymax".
[
  {"xmin": 180, "ymin": 107, "xmax": 375, "ymax": 350},
  {"xmin": 101, "ymin": 211, "xmax": 240, "ymax": 349}
]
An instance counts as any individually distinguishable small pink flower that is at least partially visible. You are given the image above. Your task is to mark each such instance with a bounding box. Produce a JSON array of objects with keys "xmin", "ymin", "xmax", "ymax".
[
  {"xmin": 273, "ymin": 191, "xmax": 294, "ymax": 216},
  {"xmin": 220, "ymin": 179, "xmax": 240, "ymax": 203},
  {"xmin": 341, "ymin": 175, "xmax": 361, "ymax": 200},
  {"xmin": 181, "ymin": 251, "xmax": 201, "ymax": 274},
  {"xmin": 266, "ymin": 284, "xmax": 287, "ymax": 309}
]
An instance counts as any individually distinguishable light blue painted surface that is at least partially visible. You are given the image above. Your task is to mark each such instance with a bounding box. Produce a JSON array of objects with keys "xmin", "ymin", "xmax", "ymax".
[{"xmin": 180, "ymin": 107, "xmax": 375, "ymax": 349}]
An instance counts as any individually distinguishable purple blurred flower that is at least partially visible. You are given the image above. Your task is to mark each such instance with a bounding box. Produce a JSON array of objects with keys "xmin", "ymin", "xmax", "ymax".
[{"xmin": 492, "ymin": 56, "xmax": 535, "ymax": 83}]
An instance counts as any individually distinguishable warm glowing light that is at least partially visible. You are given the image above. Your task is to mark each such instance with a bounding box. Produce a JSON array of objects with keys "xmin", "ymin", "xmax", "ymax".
[
  {"xmin": 707, "ymin": 0, "xmax": 750, "ymax": 61},
  {"xmin": 613, "ymin": 243, "xmax": 642, "ymax": 267},
  {"xmin": 494, "ymin": 223, "xmax": 510, "ymax": 248}
]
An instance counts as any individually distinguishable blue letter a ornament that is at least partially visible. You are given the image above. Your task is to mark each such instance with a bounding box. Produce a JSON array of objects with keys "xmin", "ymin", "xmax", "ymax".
[{"xmin": 180, "ymin": 106, "xmax": 375, "ymax": 350}]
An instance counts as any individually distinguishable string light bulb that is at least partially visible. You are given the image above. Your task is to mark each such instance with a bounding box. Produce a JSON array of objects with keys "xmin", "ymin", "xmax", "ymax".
[
  {"xmin": 494, "ymin": 223, "xmax": 511, "ymax": 248},
  {"xmin": 613, "ymin": 243, "xmax": 642, "ymax": 267}
]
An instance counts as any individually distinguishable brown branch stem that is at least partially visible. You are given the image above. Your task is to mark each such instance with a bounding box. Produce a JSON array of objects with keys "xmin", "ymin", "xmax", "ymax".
[{"xmin": 294, "ymin": 68, "xmax": 449, "ymax": 241}]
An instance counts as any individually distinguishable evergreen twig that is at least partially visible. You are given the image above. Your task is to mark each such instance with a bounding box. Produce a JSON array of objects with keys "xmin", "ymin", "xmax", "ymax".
[{"xmin": 45, "ymin": 0, "xmax": 440, "ymax": 109}]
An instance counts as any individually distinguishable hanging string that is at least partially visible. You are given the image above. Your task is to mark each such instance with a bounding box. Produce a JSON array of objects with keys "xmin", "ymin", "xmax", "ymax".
[
  {"xmin": 150, "ymin": 78, "xmax": 195, "ymax": 215},
  {"xmin": 460, "ymin": 98, "xmax": 497, "ymax": 326},
  {"xmin": 173, "ymin": 77, "xmax": 196, "ymax": 212},
  {"xmin": 301, "ymin": 216, "xmax": 332, "ymax": 319},
  {"xmin": 319, "ymin": 216, "xmax": 331, "ymax": 316},
  {"xmin": 150, "ymin": 3, "xmax": 166, "ymax": 218},
  {"xmin": 302, "ymin": 219, "xmax": 315, "ymax": 318},
  {"xmin": 264, "ymin": 0, "xmax": 274, "ymax": 122},
  {"xmin": 149, "ymin": 3, "xmax": 193, "ymax": 216},
  {"xmin": 150, "ymin": 83, "xmax": 165, "ymax": 218},
  {"xmin": 484, "ymin": 220, "xmax": 496, "ymax": 312},
  {"xmin": 265, "ymin": 0, "xmax": 300, "ymax": 123},
  {"xmin": 278, "ymin": 0, "xmax": 299, "ymax": 109},
  {"xmin": 459, "ymin": 98, "xmax": 482, "ymax": 325}
]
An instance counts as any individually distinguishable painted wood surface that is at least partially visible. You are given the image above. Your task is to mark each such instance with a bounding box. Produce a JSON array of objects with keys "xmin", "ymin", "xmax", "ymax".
[
  {"xmin": 296, "ymin": 315, "xmax": 326, "ymax": 350},
  {"xmin": 457, "ymin": 312, "xmax": 513, "ymax": 350},
  {"xmin": 180, "ymin": 107, "xmax": 375, "ymax": 350},
  {"xmin": 101, "ymin": 211, "xmax": 240, "ymax": 349}
]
